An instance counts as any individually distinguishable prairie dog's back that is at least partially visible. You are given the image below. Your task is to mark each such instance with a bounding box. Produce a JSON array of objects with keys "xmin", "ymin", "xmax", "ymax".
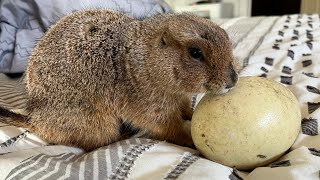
[{"xmin": 26, "ymin": 10, "xmax": 134, "ymax": 104}]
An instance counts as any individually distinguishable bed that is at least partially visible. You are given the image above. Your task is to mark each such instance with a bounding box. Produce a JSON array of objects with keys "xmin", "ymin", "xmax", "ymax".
[{"xmin": 0, "ymin": 2, "xmax": 320, "ymax": 180}]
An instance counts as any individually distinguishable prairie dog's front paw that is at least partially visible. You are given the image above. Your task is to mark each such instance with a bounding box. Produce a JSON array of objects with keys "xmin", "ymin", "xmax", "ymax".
[
  {"xmin": 173, "ymin": 127, "xmax": 195, "ymax": 149},
  {"xmin": 183, "ymin": 120, "xmax": 191, "ymax": 137},
  {"xmin": 179, "ymin": 136, "xmax": 195, "ymax": 149}
]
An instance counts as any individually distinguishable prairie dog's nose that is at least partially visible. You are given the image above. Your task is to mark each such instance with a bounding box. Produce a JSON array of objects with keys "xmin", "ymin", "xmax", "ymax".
[{"xmin": 226, "ymin": 63, "xmax": 238, "ymax": 89}]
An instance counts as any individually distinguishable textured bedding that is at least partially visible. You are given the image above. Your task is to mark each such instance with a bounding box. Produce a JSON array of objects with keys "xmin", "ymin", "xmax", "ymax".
[{"xmin": 1, "ymin": 14, "xmax": 320, "ymax": 179}]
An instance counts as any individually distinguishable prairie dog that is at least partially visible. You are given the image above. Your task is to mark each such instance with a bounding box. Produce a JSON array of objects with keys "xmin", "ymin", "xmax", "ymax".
[{"xmin": 0, "ymin": 9, "xmax": 238, "ymax": 151}]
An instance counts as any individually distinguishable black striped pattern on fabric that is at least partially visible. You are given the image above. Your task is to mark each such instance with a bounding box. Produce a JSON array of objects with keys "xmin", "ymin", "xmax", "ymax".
[
  {"xmin": 6, "ymin": 153, "xmax": 74, "ymax": 180},
  {"xmin": 164, "ymin": 152, "xmax": 200, "ymax": 179},
  {"xmin": 280, "ymin": 76, "xmax": 293, "ymax": 85},
  {"xmin": 270, "ymin": 160, "xmax": 291, "ymax": 168},
  {"xmin": 108, "ymin": 140, "xmax": 158, "ymax": 180},
  {"xmin": 230, "ymin": 17, "xmax": 265, "ymax": 49},
  {"xmin": 272, "ymin": 44, "xmax": 280, "ymax": 50},
  {"xmin": 278, "ymin": 31, "xmax": 284, "ymax": 36},
  {"xmin": 287, "ymin": 50, "xmax": 295, "ymax": 60},
  {"xmin": 302, "ymin": 60, "xmax": 313, "ymax": 67},
  {"xmin": 303, "ymin": 72, "xmax": 318, "ymax": 78},
  {"xmin": 301, "ymin": 118, "xmax": 318, "ymax": 136},
  {"xmin": 306, "ymin": 30, "xmax": 313, "ymax": 40},
  {"xmin": 306, "ymin": 86, "xmax": 320, "ymax": 94},
  {"xmin": 309, "ymin": 148, "xmax": 320, "ymax": 157},
  {"xmin": 0, "ymin": 130, "xmax": 29, "ymax": 147},
  {"xmin": 307, "ymin": 102, "xmax": 320, "ymax": 114},
  {"xmin": 229, "ymin": 168, "xmax": 243, "ymax": 180},
  {"xmin": 0, "ymin": 73, "xmax": 27, "ymax": 109},
  {"xmin": 265, "ymin": 57, "xmax": 274, "ymax": 66},
  {"xmin": 5, "ymin": 138, "xmax": 156, "ymax": 180},
  {"xmin": 297, "ymin": 19, "xmax": 301, "ymax": 25},
  {"xmin": 191, "ymin": 95, "xmax": 197, "ymax": 111},
  {"xmin": 307, "ymin": 41, "xmax": 313, "ymax": 50},
  {"xmin": 282, "ymin": 66, "xmax": 292, "ymax": 74},
  {"xmin": 259, "ymin": 74, "xmax": 267, "ymax": 78},
  {"xmin": 242, "ymin": 17, "xmax": 280, "ymax": 67},
  {"xmin": 261, "ymin": 66, "xmax": 269, "ymax": 73},
  {"xmin": 0, "ymin": 152, "xmax": 12, "ymax": 155}
]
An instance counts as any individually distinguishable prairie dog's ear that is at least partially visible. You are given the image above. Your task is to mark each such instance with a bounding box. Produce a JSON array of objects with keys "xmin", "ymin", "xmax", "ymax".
[{"xmin": 160, "ymin": 31, "xmax": 168, "ymax": 47}]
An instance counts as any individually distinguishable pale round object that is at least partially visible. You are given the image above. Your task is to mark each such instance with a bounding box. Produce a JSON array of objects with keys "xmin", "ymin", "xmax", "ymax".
[{"xmin": 191, "ymin": 76, "xmax": 301, "ymax": 170}]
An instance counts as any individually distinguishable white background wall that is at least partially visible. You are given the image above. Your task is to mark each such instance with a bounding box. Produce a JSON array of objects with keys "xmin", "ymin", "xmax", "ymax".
[
  {"xmin": 165, "ymin": 0, "xmax": 252, "ymax": 17},
  {"xmin": 222, "ymin": 0, "xmax": 252, "ymax": 17}
]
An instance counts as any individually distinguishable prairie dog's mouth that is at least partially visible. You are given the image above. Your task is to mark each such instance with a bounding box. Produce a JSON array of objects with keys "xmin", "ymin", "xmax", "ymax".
[
  {"xmin": 219, "ymin": 88, "xmax": 231, "ymax": 94},
  {"xmin": 219, "ymin": 81, "xmax": 238, "ymax": 94},
  {"xmin": 201, "ymin": 84, "xmax": 234, "ymax": 95},
  {"xmin": 214, "ymin": 86, "xmax": 233, "ymax": 95}
]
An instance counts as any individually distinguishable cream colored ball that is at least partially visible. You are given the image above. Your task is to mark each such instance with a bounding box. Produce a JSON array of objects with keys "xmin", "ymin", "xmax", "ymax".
[{"xmin": 191, "ymin": 76, "xmax": 301, "ymax": 170}]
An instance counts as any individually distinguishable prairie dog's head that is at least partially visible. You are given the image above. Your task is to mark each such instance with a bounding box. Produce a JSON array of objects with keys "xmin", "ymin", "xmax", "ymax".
[{"xmin": 143, "ymin": 13, "xmax": 238, "ymax": 95}]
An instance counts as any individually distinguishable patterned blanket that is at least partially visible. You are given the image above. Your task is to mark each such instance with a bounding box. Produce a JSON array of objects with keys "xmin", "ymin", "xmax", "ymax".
[{"xmin": 1, "ymin": 14, "xmax": 320, "ymax": 180}]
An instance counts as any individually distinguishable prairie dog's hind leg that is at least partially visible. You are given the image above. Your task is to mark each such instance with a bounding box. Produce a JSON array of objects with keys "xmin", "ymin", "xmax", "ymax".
[
  {"xmin": 179, "ymin": 95, "xmax": 194, "ymax": 121},
  {"xmin": 129, "ymin": 112, "xmax": 194, "ymax": 147},
  {"xmin": 29, "ymin": 110, "xmax": 123, "ymax": 151}
]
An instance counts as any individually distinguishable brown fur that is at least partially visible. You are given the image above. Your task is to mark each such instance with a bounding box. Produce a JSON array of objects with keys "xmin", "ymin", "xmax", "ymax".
[{"xmin": 0, "ymin": 10, "xmax": 238, "ymax": 151}]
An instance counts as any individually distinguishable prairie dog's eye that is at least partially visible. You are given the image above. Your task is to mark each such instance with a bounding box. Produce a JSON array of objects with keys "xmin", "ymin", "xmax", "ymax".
[
  {"xmin": 189, "ymin": 48, "xmax": 203, "ymax": 60},
  {"xmin": 89, "ymin": 26, "xmax": 98, "ymax": 33}
]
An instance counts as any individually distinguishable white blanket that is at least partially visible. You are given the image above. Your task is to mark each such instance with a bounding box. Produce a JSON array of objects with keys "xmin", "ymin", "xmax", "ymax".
[{"xmin": 1, "ymin": 14, "xmax": 320, "ymax": 180}]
